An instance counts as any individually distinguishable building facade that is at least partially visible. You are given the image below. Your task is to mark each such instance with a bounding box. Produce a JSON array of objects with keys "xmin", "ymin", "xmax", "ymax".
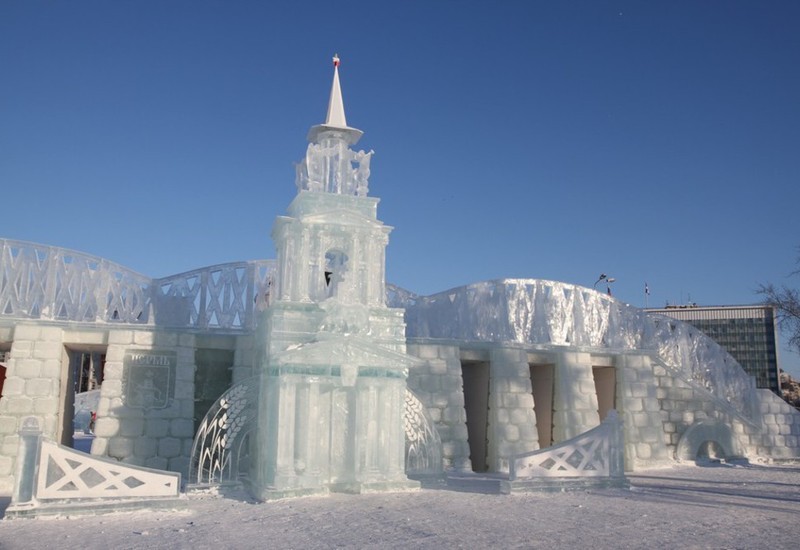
[{"xmin": 646, "ymin": 305, "xmax": 780, "ymax": 394}]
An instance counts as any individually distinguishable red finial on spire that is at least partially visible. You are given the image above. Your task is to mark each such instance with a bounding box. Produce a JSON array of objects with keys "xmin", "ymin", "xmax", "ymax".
[{"xmin": 333, "ymin": 54, "xmax": 340, "ymax": 68}]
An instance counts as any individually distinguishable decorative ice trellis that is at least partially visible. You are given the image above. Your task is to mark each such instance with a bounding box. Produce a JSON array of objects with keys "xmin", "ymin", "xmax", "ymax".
[
  {"xmin": 0, "ymin": 239, "xmax": 276, "ymax": 332},
  {"xmin": 508, "ymin": 410, "xmax": 626, "ymax": 489},
  {"xmin": 391, "ymin": 278, "xmax": 757, "ymax": 420},
  {"xmin": 188, "ymin": 380, "xmax": 256, "ymax": 486},
  {"xmin": 188, "ymin": 381, "xmax": 443, "ymax": 486},
  {"xmin": 404, "ymin": 389, "xmax": 444, "ymax": 477}
]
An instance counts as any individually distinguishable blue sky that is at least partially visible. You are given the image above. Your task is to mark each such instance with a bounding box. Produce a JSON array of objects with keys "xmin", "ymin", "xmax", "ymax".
[{"xmin": 2, "ymin": 1, "xmax": 799, "ymax": 374}]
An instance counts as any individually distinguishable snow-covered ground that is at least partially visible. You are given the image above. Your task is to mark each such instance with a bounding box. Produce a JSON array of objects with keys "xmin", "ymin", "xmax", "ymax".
[{"xmin": 1, "ymin": 462, "xmax": 798, "ymax": 549}]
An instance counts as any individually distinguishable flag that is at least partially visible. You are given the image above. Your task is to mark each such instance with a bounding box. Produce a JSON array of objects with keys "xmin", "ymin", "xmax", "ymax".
[{"xmin": 645, "ymin": 282, "xmax": 650, "ymax": 295}]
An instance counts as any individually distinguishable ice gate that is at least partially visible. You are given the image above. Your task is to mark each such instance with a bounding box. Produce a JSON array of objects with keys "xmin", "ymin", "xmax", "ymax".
[{"xmin": 1, "ymin": 57, "xmax": 799, "ymax": 506}]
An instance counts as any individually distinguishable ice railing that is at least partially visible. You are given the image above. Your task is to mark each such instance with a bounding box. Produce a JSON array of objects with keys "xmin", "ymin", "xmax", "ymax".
[
  {"xmin": 388, "ymin": 279, "xmax": 756, "ymax": 419},
  {"xmin": 0, "ymin": 239, "xmax": 151, "ymax": 323},
  {"xmin": 0, "ymin": 239, "xmax": 275, "ymax": 332},
  {"xmin": 8, "ymin": 417, "xmax": 180, "ymax": 517},
  {"xmin": 154, "ymin": 260, "xmax": 275, "ymax": 331},
  {"xmin": 509, "ymin": 410, "xmax": 625, "ymax": 483}
]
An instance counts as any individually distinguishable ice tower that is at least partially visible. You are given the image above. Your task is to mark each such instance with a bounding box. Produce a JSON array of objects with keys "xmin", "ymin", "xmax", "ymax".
[{"xmin": 250, "ymin": 56, "xmax": 420, "ymax": 499}]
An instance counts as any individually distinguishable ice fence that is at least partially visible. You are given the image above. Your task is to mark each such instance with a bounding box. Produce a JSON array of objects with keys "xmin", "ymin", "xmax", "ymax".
[{"xmin": 0, "ymin": 239, "xmax": 275, "ymax": 332}]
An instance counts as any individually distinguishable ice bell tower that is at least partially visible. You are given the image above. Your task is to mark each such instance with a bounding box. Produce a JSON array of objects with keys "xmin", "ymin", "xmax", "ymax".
[
  {"xmin": 251, "ymin": 56, "xmax": 419, "ymax": 499},
  {"xmin": 270, "ymin": 54, "xmax": 386, "ymax": 317}
]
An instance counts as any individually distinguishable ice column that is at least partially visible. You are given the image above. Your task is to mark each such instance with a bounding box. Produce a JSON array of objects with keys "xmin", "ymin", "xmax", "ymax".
[{"xmin": 551, "ymin": 351, "xmax": 601, "ymax": 442}]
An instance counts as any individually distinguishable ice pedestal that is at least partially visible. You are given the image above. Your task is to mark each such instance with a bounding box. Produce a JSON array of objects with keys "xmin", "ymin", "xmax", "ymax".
[{"xmin": 250, "ymin": 334, "xmax": 420, "ymax": 499}]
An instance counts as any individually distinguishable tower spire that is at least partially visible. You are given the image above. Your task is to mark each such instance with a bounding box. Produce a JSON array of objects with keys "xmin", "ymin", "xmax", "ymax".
[
  {"xmin": 325, "ymin": 54, "xmax": 347, "ymax": 128},
  {"xmin": 307, "ymin": 54, "xmax": 363, "ymax": 145}
]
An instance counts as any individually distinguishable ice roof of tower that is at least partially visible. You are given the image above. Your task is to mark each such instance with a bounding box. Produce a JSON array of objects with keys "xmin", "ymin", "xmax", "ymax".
[{"xmin": 307, "ymin": 55, "xmax": 364, "ymax": 145}]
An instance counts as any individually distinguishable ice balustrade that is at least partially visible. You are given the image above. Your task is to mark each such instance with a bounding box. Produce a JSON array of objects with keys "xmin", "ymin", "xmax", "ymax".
[
  {"xmin": 506, "ymin": 410, "xmax": 626, "ymax": 490},
  {"xmin": 188, "ymin": 378, "xmax": 443, "ymax": 486},
  {"xmin": 388, "ymin": 279, "xmax": 756, "ymax": 419},
  {"xmin": 8, "ymin": 417, "xmax": 180, "ymax": 517},
  {"xmin": 0, "ymin": 239, "xmax": 275, "ymax": 332}
]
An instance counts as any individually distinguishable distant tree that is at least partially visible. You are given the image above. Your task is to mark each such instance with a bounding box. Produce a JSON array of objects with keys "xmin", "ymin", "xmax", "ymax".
[{"xmin": 759, "ymin": 252, "xmax": 800, "ymax": 355}]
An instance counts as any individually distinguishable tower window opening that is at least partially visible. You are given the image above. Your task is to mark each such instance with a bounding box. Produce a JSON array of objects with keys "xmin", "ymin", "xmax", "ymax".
[{"xmin": 324, "ymin": 250, "xmax": 348, "ymax": 297}]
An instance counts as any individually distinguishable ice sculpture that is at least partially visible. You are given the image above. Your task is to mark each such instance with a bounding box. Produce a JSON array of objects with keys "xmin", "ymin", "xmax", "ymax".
[
  {"xmin": 249, "ymin": 56, "xmax": 420, "ymax": 498},
  {"xmin": 6, "ymin": 55, "xmax": 791, "ymax": 501}
]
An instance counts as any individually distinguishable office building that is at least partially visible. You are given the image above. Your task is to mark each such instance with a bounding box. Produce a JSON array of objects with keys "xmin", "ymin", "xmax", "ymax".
[{"xmin": 646, "ymin": 304, "xmax": 780, "ymax": 394}]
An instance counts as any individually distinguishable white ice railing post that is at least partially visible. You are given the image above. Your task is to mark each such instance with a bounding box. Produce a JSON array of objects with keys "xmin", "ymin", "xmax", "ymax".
[
  {"xmin": 605, "ymin": 409, "xmax": 625, "ymax": 480},
  {"xmin": 11, "ymin": 417, "xmax": 43, "ymax": 507}
]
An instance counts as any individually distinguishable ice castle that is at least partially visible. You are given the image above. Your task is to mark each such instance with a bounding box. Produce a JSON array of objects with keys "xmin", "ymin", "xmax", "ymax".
[{"xmin": 0, "ymin": 57, "xmax": 798, "ymax": 503}]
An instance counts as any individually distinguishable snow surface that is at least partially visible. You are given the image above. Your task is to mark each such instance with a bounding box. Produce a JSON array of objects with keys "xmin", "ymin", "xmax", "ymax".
[{"xmin": 1, "ymin": 463, "xmax": 798, "ymax": 549}]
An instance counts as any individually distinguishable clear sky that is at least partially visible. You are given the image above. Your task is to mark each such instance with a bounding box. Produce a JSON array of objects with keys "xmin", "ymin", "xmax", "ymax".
[{"xmin": 2, "ymin": 1, "xmax": 799, "ymax": 375}]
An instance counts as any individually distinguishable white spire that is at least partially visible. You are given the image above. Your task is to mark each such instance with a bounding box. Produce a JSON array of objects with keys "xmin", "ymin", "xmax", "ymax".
[
  {"xmin": 325, "ymin": 55, "xmax": 347, "ymax": 128},
  {"xmin": 307, "ymin": 55, "xmax": 363, "ymax": 145}
]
